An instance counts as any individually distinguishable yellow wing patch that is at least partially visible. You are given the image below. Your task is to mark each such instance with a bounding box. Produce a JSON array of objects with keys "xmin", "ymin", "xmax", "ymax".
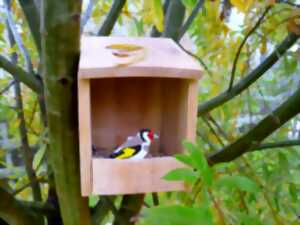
[{"xmin": 116, "ymin": 147, "xmax": 136, "ymax": 159}]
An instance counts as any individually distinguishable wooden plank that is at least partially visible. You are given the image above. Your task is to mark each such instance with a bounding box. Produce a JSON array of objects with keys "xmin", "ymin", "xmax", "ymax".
[
  {"xmin": 92, "ymin": 157, "xmax": 187, "ymax": 195},
  {"xmin": 186, "ymin": 80, "xmax": 199, "ymax": 142},
  {"xmin": 78, "ymin": 79, "xmax": 92, "ymax": 196},
  {"xmin": 78, "ymin": 36, "xmax": 202, "ymax": 79}
]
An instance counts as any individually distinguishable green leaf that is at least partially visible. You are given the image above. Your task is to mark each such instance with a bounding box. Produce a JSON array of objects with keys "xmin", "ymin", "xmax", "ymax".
[
  {"xmin": 32, "ymin": 145, "xmax": 46, "ymax": 170},
  {"xmin": 153, "ymin": 0, "xmax": 164, "ymax": 32},
  {"xmin": 289, "ymin": 183, "xmax": 298, "ymax": 202},
  {"xmin": 163, "ymin": 168, "xmax": 198, "ymax": 184},
  {"xmin": 214, "ymin": 175, "xmax": 260, "ymax": 193},
  {"xmin": 174, "ymin": 153, "xmax": 194, "ymax": 168},
  {"xmin": 238, "ymin": 212, "xmax": 263, "ymax": 225},
  {"xmin": 142, "ymin": 205, "xmax": 213, "ymax": 225},
  {"xmin": 181, "ymin": 0, "xmax": 197, "ymax": 8},
  {"xmin": 88, "ymin": 196, "xmax": 99, "ymax": 207},
  {"xmin": 183, "ymin": 141, "xmax": 213, "ymax": 186}
]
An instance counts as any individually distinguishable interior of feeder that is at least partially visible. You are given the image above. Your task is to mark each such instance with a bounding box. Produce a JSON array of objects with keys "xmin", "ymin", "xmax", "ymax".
[{"xmin": 90, "ymin": 77, "xmax": 192, "ymax": 158}]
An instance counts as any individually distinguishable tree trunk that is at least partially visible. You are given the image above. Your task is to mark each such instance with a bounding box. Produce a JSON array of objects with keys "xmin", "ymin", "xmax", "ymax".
[{"xmin": 41, "ymin": 1, "xmax": 91, "ymax": 225}]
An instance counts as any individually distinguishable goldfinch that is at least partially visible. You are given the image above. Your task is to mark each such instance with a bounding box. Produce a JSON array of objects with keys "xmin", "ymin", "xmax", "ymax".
[{"xmin": 109, "ymin": 129, "xmax": 158, "ymax": 160}]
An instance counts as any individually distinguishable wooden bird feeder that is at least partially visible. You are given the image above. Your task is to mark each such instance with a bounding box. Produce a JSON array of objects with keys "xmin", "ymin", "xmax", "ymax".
[{"xmin": 78, "ymin": 37, "xmax": 202, "ymax": 196}]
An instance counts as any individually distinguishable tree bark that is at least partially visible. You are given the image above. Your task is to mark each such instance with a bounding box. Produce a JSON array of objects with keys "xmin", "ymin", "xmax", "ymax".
[
  {"xmin": 162, "ymin": 0, "xmax": 185, "ymax": 41},
  {"xmin": 113, "ymin": 194, "xmax": 145, "ymax": 225},
  {"xmin": 97, "ymin": 0, "xmax": 126, "ymax": 36},
  {"xmin": 18, "ymin": 0, "xmax": 41, "ymax": 53},
  {"xmin": 0, "ymin": 188, "xmax": 40, "ymax": 225},
  {"xmin": 41, "ymin": 1, "xmax": 91, "ymax": 225}
]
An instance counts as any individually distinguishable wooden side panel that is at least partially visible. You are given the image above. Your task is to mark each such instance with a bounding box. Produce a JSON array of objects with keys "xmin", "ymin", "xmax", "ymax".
[
  {"xmin": 92, "ymin": 157, "xmax": 186, "ymax": 195},
  {"xmin": 160, "ymin": 79, "xmax": 188, "ymax": 155},
  {"xmin": 186, "ymin": 80, "xmax": 199, "ymax": 142},
  {"xmin": 78, "ymin": 79, "xmax": 92, "ymax": 196}
]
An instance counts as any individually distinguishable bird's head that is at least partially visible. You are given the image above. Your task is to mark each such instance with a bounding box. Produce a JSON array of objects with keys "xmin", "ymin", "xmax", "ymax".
[{"xmin": 138, "ymin": 128, "xmax": 159, "ymax": 144}]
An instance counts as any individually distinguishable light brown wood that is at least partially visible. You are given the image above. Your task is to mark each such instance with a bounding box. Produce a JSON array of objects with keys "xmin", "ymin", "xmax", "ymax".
[
  {"xmin": 79, "ymin": 36, "xmax": 202, "ymax": 79},
  {"xmin": 77, "ymin": 37, "xmax": 202, "ymax": 196},
  {"xmin": 186, "ymin": 80, "xmax": 199, "ymax": 142},
  {"xmin": 78, "ymin": 79, "xmax": 92, "ymax": 196},
  {"xmin": 92, "ymin": 157, "xmax": 187, "ymax": 195}
]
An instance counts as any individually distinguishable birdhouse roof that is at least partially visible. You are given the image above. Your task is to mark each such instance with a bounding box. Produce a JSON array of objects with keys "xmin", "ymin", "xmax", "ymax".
[{"xmin": 78, "ymin": 36, "xmax": 202, "ymax": 79}]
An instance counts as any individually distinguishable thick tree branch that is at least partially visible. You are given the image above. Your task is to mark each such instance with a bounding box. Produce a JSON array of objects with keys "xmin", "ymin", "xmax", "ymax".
[
  {"xmin": 178, "ymin": 0, "xmax": 205, "ymax": 40},
  {"xmin": 198, "ymin": 32, "xmax": 299, "ymax": 116},
  {"xmin": 97, "ymin": 0, "xmax": 126, "ymax": 36},
  {"xmin": 0, "ymin": 187, "xmax": 40, "ymax": 225},
  {"xmin": 208, "ymin": 87, "xmax": 300, "ymax": 165},
  {"xmin": 229, "ymin": 6, "xmax": 272, "ymax": 91},
  {"xmin": 17, "ymin": 0, "xmax": 41, "ymax": 53},
  {"xmin": 0, "ymin": 55, "xmax": 42, "ymax": 94},
  {"xmin": 41, "ymin": 1, "xmax": 91, "ymax": 225},
  {"xmin": 162, "ymin": 0, "xmax": 185, "ymax": 41}
]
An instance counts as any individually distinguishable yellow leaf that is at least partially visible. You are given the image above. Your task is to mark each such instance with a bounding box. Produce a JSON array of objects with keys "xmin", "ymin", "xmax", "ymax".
[
  {"xmin": 143, "ymin": 0, "xmax": 164, "ymax": 32},
  {"xmin": 153, "ymin": 0, "xmax": 164, "ymax": 32},
  {"xmin": 143, "ymin": 0, "xmax": 152, "ymax": 24},
  {"xmin": 268, "ymin": 0, "xmax": 276, "ymax": 5},
  {"xmin": 260, "ymin": 37, "xmax": 267, "ymax": 55},
  {"xmin": 230, "ymin": 0, "xmax": 253, "ymax": 13}
]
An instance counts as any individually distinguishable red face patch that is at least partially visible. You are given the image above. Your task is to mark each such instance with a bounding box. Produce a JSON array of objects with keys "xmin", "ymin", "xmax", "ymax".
[{"xmin": 148, "ymin": 131, "xmax": 154, "ymax": 141}]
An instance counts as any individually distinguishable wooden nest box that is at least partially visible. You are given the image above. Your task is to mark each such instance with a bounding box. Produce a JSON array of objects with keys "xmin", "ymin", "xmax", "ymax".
[{"xmin": 78, "ymin": 37, "xmax": 202, "ymax": 196}]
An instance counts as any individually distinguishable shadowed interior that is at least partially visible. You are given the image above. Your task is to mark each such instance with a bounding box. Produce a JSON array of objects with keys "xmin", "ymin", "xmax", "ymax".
[{"xmin": 90, "ymin": 77, "xmax": 191, "ymax": 157}]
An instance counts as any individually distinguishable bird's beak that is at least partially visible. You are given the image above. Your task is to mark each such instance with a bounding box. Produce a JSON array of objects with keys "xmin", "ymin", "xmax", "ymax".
[{"xmin": 154, "ymin": 133, "xmax": 159, "ymax": 139}]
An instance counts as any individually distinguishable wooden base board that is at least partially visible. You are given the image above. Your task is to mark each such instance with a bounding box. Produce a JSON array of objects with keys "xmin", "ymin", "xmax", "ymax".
[{"xmin": 91, "ymin": 157, "xmax": 187, "ymax": 195}]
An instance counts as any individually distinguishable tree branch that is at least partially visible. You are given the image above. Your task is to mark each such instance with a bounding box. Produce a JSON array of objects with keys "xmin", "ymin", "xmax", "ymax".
[
  {"xmin": 178, "ymin": 0, "xmax": 205, "ymax": 40},
  {"xmin": 278, "ymin": 0, "xmax": 300, "ymax": 8},
  {"xmin": 162, "ymin": 0, "xmax": 185, "ymax": 41},
  {"xmin": 251, "ymin": 139, "xmax": 300, "ymax": 151},
  {"xmin": 0, "ymin": 54, "xmax": 42, "ymax": 94},
  {"xmin": 81, "ymin": 0, "xmax": 94, "ymax": 32},
  {"xmin": 198, "ymin": 32, "xmax": 299, "ymax": 116},
  {"xmin": 177, "ymin": 42, "xmax": 212, "ymax": 76},
  {"xmin": 92, "ymin": 196, "xmax": 116, "ymax": 225},
  {"xmin": 97, "ymin": 0, "xmax": 126, "ymax": 36},
  {"xmin": 6, "ymin": 4, "xmax": 43, "ymax": 203},
  {"xmin": 229, "ymin": 6, "xmax": 272, "ymax": 91},
  {"xmin": 4, "ymin": 0, "xmax": 34, "ymax": 73},
  {"xmin": 208, "ymin": 87, "xmax": 300, "ymax": 165},
  {"xmin": 0, "ymin": 187, "xmax": 40, "ymax": 225},
  {"xmin": 41, "ymin": 0, "xmax": 91, "ymax": 225},
  {"xmin": 0, "ymin": 80, "xmax": 15, "ymax": 95},
  {"xmin": 17, "ymin": 0, "xmax": 41, "ymax": 53},
  {"xmin": 113, "ymin": 194, "xmax": 145, "ymax": 225}
]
